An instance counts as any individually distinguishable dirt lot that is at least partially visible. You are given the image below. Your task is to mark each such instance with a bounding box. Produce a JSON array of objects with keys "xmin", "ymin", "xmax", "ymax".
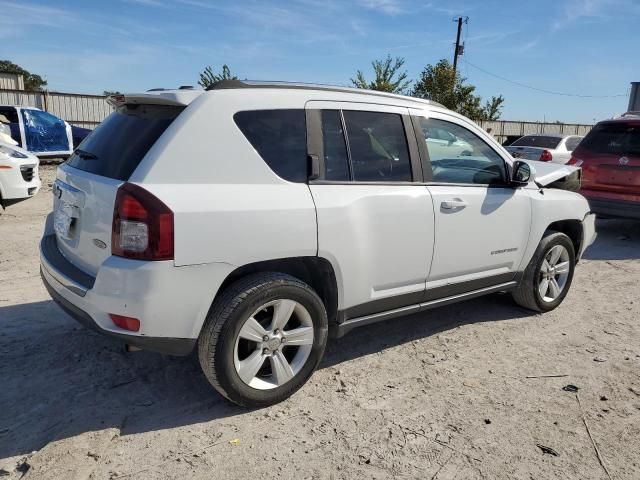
[{"xmin": 1, "ymin": 165, "xmax": 639, "ymax": 479}]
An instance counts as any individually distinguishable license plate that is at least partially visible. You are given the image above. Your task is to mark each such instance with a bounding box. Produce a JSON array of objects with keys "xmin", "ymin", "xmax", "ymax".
[{"xmin": 54, "ymin": 201, "xmax": 79, "ymax": 239}]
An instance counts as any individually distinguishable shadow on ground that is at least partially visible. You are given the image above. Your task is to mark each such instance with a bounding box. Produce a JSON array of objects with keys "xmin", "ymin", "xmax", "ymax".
[
  {"xmin": 0, "ymin": 293, "xmax": 529, "ymax": 460},
  {"xmin": 582, "ymin": 219, "xmax": 640, "ymax": 261}
]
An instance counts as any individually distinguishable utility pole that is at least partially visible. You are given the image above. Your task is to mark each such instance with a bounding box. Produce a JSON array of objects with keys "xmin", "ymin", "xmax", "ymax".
[{"xmin": 452, "ymin": 16, "xmax": 468, "ymax": 76}]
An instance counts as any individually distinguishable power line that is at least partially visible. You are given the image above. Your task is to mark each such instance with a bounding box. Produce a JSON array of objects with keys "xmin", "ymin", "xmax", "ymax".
[{"xmin": 463, "ymin": 59, "xmax": 629, "ymax": 98}]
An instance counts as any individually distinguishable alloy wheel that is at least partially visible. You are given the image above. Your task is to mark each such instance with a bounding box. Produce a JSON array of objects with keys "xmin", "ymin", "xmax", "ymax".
[
  {"xmin": 538, "ymin": 244, "xmax": 571, "ymax": 302},
  {"xmin": 233, "ymin": 299, "xmax": 314, "ymax": 390}
]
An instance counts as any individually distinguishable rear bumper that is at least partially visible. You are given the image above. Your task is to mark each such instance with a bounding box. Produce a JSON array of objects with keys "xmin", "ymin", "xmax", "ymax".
[
  {"xmin": 40, "ymin": 231, "xmax": 236, "ymax": 355},
  {"xmin": 41, "ymin": 270, "xmax": 196, "ymax": 355},
  {"xmin": 585, "ymin": 197, "xmax": 640, "ymax": 220}
]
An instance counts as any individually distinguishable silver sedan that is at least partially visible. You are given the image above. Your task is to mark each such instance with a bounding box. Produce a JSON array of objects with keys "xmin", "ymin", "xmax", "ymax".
[{"xmin": 506, "ymin": 134, "xmax": 583, "ymax": 164}]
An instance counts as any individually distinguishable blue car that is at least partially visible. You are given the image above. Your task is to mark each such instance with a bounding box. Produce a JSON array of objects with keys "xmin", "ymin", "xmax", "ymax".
[{"xmin": 0, "ymin": 105, "xmax": 91, "ymax": 157}]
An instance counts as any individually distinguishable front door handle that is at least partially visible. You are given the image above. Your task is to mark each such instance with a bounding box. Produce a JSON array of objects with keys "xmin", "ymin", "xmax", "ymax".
[{"xmin": 441, "ymin": 198, "xmax": 468, "ymax": 210}]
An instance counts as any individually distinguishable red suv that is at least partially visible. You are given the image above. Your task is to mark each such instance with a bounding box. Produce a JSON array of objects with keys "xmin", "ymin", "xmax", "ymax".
[{"xmin": 572, "ymin": 114, "xmax": 640, "ymax": 219}]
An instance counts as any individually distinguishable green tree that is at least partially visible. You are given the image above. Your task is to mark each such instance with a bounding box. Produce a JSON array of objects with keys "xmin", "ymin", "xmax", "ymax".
[
  {"xmin": 412, "ymin": 59, "xmax": 504, "ymax": 121},
  {"xmin": 0, "ymin": 60, "xmax": 47, "ymax": 91},
  {"xmin": 482, "ymin": 95, "xmax": 505, "ymax": 121},
  {"xmin": 351, "ymin": 55, "xmax": 411, "ymax": 94},
  {"xmin": 103, "ymin": 90, "xmax": 121, "ymax": 96},
  {"xmin": 198, "ymin": 64, "xmax": 237, "ymax": 89}
]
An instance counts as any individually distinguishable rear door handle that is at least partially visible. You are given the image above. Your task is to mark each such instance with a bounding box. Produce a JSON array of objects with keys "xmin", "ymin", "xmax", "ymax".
[{"xmin": 441, "ymin": 198, "xmax": 468, "ymax": 210}]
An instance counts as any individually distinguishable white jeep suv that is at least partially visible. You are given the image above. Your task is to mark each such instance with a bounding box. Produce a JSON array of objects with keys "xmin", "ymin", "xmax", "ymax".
[{"xmin": 40, "ymin": 81, "xmax": 596, "ymax": 407}]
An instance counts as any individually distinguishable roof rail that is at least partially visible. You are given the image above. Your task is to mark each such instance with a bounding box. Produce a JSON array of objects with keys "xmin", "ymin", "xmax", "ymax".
[
  {"xmin": 205, "ymin": 79, "xmax": 446, "ymax": 109},
  {"xmin": 621, "ymin": 111, "xmax": 640, "ymax": 117}
]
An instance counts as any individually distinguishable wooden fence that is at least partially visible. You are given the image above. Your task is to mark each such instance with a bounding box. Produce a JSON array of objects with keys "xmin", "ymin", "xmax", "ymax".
[{"xmin": 0, "ymin": 88, "xmax": 112, "ymax": 130}]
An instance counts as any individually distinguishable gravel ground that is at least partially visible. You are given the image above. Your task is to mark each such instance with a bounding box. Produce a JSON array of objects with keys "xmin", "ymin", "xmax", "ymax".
[{"xmin": 1, "ymin": 165, "xmax": 639, "ymax": 480}]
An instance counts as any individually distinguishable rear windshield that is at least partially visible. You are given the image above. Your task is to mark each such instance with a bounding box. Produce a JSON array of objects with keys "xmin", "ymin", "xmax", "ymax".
[
  {"xmin": 66, "ymin": 104, "xmax": 184, "ymax": 180},
  {"xmin": 580, "ymin": 122, "xmax": 640, "ymax": 156},
  {"xmin": 511, "ymin": 135, "xmax": 562, "ymax": 149}
]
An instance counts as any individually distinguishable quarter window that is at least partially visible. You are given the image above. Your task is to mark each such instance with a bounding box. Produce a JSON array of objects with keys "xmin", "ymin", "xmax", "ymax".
[
  {"xmin": 418, "ymin": 117, "xmax": 506, "ymax": 185},
  {"xmin": 565, "ymin": 136, "xmax": 582, "ymax": 151},
  {"xmin": 343, "ymin": 111, "xmax": 412, "ymax": 182},
  {"xmin": 234, "ymin": 109, "xmax": 307, "ymax": 183}
]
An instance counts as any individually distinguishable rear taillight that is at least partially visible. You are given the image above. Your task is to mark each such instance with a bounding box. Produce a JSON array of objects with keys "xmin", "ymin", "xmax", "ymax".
[
  {"xmin": 112, "ymin": 183, "xmax": 174, "ymax": 260},
  {"xmin": 567, "ymin": 156, "xmax": 583, "ymax": 167},
  {"xmin": 539, "ymin": 150, "xmax": 553, "ymax": 162}
]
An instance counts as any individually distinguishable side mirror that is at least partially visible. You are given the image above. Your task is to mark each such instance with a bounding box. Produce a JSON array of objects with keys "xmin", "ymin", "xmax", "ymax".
[{"xmin": 511, "ymin": 160, "xmax": 535, "ymax": 187}]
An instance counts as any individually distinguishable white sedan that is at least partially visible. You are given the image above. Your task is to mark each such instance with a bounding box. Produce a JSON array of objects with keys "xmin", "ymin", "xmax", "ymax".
[
  {"xmin": 0, "ymin": 139, "xmax": 41, "ymax": 208},
  {"xmin": 506, "ymin": 134, "xmax": 583, "ymax": 164}
]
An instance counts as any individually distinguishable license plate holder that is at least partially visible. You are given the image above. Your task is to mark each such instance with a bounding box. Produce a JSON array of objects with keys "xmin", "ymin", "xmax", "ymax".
[{"xmin": 54, "ymin": 201, "xmax": 79, "ymax": 239}]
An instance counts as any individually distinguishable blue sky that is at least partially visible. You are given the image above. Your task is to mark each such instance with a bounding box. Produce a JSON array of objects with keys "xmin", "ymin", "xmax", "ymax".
[{"xmin": 2, "ymin": 0, "xmax": 639, "ymax": 123}]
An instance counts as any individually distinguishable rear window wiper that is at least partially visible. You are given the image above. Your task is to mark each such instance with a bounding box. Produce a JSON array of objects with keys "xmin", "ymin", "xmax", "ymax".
[{"xmin": 74, "ymin": 149, "xmax": 98, "ymax": 160}]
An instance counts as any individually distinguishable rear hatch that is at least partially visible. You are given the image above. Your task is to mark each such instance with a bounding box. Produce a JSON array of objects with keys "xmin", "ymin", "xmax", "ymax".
[
  {"xmin": 506, "ymin": 135, "xmax": 561, "ymax": 161},
  {"xmin": 53, "ymin": 102, "xmax": 184, "ymax": 276},
  {"xmin": 575, "ymin": 120, "xmax": 640, "ymax": 196}
]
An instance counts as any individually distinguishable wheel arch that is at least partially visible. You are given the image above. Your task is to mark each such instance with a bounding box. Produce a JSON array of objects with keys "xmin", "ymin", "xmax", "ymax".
[
  {"xmin": 545, "ymin": 219, "xmax": 583, "ymax": 261},
  {"xmin": 214, "ymin": 256, "xmax": 340, "ymax": 327}
]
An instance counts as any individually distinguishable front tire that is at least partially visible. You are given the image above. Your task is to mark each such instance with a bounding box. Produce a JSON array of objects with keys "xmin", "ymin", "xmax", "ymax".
[
  {"xmin": 512, "ymin": 231, "xmax": 576, "ymax": 312},
  {"xmin": 198, "ymin": 273, "xmax": 328, "ymax": 407}
]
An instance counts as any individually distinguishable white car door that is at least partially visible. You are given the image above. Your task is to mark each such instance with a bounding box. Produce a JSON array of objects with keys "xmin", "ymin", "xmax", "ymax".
[
  {"xmin": 306, "ymin": 101, "xmax": 435, "ymax": 319},
  {"xmin": 410, "ymin": 109, "xmax": 532, "ymax": 297}
]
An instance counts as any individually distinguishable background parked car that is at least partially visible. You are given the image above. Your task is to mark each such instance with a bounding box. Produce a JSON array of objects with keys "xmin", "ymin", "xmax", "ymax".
[
  {"xmin": 0, "ymin": 119, "xmax": 41, "ymax": 207},
  {"xmin": 0, "ymin": 105, "xmax": 91, "ymax": 158},
  {"xmin": 422, "ymin": 123, "xmax": 474, "ymax": 158},
  {"xmin": 573, "ymin": 113, "xmax": 640, "ymax": 219},
  {"xmin": 506, "ymin": 134, "xmax": 583, "ymax": 164}
]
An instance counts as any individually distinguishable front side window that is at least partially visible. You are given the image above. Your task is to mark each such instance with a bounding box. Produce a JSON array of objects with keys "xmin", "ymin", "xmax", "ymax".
[
  {"xmin": 419, "ymin": 117, "xmax": 506, "ymax": 185},
  {"xmin": 234, "ymin": 109, "xmax": 307, "ymax": 182},
  {"xmin": 342, "ymin": 111, "xmax": 411, "ymax": 182}
]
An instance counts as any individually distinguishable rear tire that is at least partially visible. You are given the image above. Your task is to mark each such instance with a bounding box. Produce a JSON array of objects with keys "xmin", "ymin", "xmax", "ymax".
[
  {"xmin": 512, "ymin": 231, "xmax": 576, "ymax": 312},
  {"xmin": 198, "ymin": 273, "xmax": 328, "ymax": 407}
]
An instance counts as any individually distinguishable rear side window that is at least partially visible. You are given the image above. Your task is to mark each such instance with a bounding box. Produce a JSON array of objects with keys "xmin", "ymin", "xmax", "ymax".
[
  {"xmin": 580, "ymin": 123, "xmax": 640, "ymax": 156},
  {"xmin": 343, "ymin": 111, "xmax": 411, "ymax": 182},
  {"xmin": 234, "ymin": 109, "xmax": 307, "ymax": 182},
  {"xmin": 511, "ymin": 135, "xmax": 562, "ymax": 149},
  {"xmin": 66, "ymin": 104, "xmax": 183, "ymax": 181}
]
